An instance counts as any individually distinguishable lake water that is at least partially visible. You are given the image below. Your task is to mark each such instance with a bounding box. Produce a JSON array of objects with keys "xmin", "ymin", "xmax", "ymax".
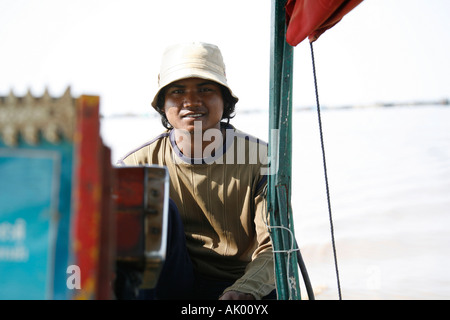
[{"xmin": 101, "ymin": 105, "xmax": 450, "ymax": 300}]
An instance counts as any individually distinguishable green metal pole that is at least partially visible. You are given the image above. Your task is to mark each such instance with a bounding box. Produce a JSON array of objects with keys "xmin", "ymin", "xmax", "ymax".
[{"xmin": 268, "ymin": 0, "xmax": 301, "ymax": 300}]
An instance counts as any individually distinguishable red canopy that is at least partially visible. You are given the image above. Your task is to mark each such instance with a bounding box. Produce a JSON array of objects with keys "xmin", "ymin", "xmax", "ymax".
[{"xmin": 285, "ymin": 0, "xmax": 363, "ymax": 46}]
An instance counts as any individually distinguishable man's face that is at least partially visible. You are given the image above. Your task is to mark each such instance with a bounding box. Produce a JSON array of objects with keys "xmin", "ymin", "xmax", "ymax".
[{"xmin": 163, "ymin": 77, "xmax": 224, "ymax": 133}]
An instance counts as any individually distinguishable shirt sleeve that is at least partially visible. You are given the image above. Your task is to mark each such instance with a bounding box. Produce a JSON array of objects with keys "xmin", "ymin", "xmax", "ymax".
[{"xmin": 222, "ymin": 181, "xmax": 276, "ymax": 300}]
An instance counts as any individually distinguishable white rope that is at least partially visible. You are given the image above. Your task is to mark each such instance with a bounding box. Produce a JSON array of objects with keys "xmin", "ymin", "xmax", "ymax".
[{"xmin": 261, "ymin": 188, "xmax": 300, "ymax": 300}]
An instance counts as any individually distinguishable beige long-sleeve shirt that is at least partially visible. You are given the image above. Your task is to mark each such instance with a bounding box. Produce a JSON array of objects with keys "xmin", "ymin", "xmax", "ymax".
[{"xmin": 118, "ymin": 124, "xmax": 275, "ymax": 299}]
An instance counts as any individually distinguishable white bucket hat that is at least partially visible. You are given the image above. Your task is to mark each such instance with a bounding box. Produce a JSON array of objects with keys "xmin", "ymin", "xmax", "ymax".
[{"xmin": 151, "ymin": 42, "xmax": 239, "ymax": 109}]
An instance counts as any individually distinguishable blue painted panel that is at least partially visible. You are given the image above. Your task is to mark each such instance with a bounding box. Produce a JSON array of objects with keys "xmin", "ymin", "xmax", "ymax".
[{"xmin": 0, "ymin": 141, "xmax": 74, "ymax": 300}]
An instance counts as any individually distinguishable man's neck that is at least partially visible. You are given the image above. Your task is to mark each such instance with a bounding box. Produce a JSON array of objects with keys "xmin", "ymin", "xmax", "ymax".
[{"xmin": 173, "ymin": 127, "xmax": 225, "ymax": 159}]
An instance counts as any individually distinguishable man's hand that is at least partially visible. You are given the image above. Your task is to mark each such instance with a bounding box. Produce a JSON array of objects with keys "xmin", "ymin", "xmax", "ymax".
[{"xmin": 219, "ymin": 290, "xmax": 255, "ymax": 300}]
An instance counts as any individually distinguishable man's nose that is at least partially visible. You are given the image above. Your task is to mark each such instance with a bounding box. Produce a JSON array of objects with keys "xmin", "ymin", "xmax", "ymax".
[{"xmin": 183, "ymin": 90, "xmax": 201, "ymax": 107}]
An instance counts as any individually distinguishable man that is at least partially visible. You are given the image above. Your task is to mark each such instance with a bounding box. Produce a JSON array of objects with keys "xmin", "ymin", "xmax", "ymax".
[{"xmin": 118, "ymin": 42, "xmax": 275, "ymax": 300}]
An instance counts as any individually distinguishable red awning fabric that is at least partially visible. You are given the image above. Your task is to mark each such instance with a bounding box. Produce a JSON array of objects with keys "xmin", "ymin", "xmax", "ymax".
[{"xmin": 285, "ymin": 0, "xmax": 363, "ymax": 46}]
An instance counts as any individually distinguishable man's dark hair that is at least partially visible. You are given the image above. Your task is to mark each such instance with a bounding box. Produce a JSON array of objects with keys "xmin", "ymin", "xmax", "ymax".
[{"xmin": 154, "ymin": 85, "xmax": 237, "ymax": 129}]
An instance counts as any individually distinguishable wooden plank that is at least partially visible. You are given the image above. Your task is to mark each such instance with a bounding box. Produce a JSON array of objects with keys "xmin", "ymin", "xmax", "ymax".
[
  {"xmin": 71, "ymin": 95, "xmax": 104, "ymax": 300},
  {"xmin": 97, "ymin": 145, "xmax": 115, "ymax": 300}
]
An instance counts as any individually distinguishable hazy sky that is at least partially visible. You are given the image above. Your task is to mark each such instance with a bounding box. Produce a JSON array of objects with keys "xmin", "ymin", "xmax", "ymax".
[{"xmin": 1, "ymin": 0, "xmax": 449, "ymax": 115}]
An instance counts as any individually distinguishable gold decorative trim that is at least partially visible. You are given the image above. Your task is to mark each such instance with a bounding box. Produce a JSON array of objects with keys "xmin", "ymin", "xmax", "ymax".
[{"xmin": 0, "ymin": 87, "xmax": 76, "ymax": 146}]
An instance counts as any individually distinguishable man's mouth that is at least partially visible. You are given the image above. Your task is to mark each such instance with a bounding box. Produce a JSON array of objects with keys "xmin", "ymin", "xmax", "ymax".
[{"xmin": 182, "ymin": 113, "xmax": 204, "ymax": 119}]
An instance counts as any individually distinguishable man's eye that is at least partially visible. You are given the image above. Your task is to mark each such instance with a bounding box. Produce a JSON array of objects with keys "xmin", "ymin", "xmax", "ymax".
[{"xmin": 199, "ymin": 87, "xmax": 214, "ymax": 93}]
